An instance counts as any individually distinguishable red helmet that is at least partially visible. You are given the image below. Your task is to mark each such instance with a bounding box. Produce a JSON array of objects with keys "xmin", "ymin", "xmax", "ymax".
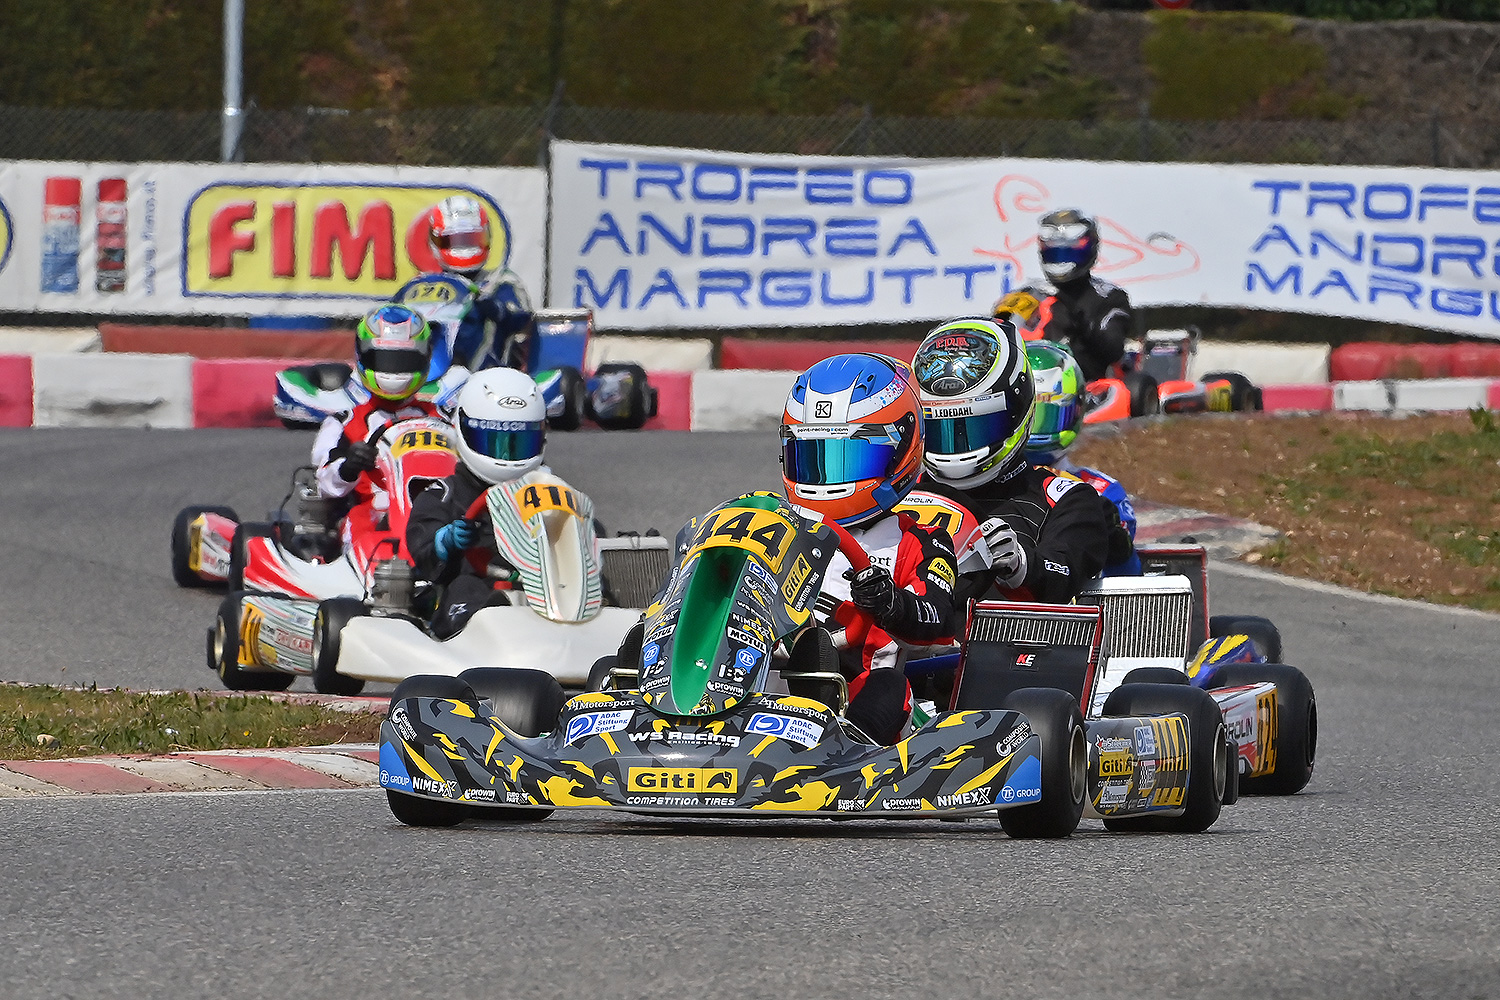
[
  {"xmin": 780, "ymin": 354, "xmax": 925, "ymax": 528},
  {"xmin": 429, "ymin": 195, "xmax": 491, "ymax": 276}
]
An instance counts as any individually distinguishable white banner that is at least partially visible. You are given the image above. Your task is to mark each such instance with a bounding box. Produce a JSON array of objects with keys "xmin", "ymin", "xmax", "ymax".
[
  {"xmin": 0, "ymin": 160, "xmax": 545, "ymax": 317},
  {"xmin": 548, "ymin": 140, "xmax": 1500, "ymax": 340}
]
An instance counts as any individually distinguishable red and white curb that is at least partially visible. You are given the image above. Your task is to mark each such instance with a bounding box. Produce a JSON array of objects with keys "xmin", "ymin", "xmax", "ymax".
[{"xmin": 0, "ymin": 744, "xmax": 381, "ymax": 797}]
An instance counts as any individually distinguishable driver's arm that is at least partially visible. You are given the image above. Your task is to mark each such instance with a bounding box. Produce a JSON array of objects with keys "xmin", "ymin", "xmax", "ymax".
[
  {"xmin": 1027, "ymin": 477, "xmax": 1115, "ymax": 603},
  {"xmin": 877, "ymin": 523, "xmax": 960, "ymax": 643},
  {"xmin": 406, "ymin": 479, "xmax": 466, "ymax": 584},
  {"xmin": 313, "ymin": 416, "xmax": 361, "ymax": 499}
]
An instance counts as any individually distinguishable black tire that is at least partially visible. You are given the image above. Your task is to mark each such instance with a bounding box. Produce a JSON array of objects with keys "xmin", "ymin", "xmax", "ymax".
[
  {"xmin": 786, "ymin": 627, "xmax": 838, "ymax": 674},
  {"xmin": 1123, "ymin": 372, "xmax": 1160, "ymax": 418},
  {"xmin": 1207, "ymin": 662, "xmax": 1316, "ymax": 796},
  {"xmin": 1120, "ymin": 667, "xmax": 1190, "ymax": 686},
  {"xmin": 590, "ymin": 362, "xmax": 651, "ymax": 430},
  {"xmin": 1100, "ymin": 683, "xmax": 1228, "ymax": 834},
  {"xmin": 1209, "ymin": 615, "xmax": 1283, "ymax": 664},
  {"xmin": 170, "ymin": 505, "xmax": 238, "ymax": 588},
  {"xmin": 1202, "ymin": 371, "xmax": 1259, "ymax": 412},
  {"xmin": 547, "ymin": 366, "xmax": 587, "ymax": 432},
  {"xmin": 278, "ymin": 417, "xmax": 322, "ymax": 431},
  {"xmin": 311, "ymin": 598, "xmax": 368, "ymax": 695},
  {"xmin": 587, "ymin": 655, "xmax": 618, "ymax": 692},
  {"xmin": 996, "ymin": 688, "xmax": 1087, "ymax": 839},
  {"xmin": 385, "ymin": 674, "xmax": 477, "ymax": 827},
  {"xmin": 228, "ymin": 522, "xmax": 276, "ymax": 591},
  {"xmin": 457, "ymin": 667, "xmax": 563, "ymax": 822},
  {"xmin": 211, "ymin": 592, "xmax": 295, "ymax": 692}
]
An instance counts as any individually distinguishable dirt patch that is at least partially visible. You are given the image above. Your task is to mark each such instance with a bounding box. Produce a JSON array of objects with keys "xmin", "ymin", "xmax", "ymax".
[{"xmin": 1074, "ymin": 411, "xmax": 1500, "ymax": 612}]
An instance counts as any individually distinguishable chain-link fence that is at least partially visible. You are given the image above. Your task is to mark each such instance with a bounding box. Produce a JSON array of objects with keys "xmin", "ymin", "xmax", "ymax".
[{"xmin": 0, "ymin": 100, "xmax": 1487, "ymax": 168}]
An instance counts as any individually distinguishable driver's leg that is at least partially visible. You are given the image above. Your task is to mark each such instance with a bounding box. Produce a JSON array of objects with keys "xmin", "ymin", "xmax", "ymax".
[
  {"xmin": 846, "ymin": 668, "xmax": 912, "ymax": 745},
  {"xmin": 431, "ymin": 575, "xmax": 494, "ymax": 639}
]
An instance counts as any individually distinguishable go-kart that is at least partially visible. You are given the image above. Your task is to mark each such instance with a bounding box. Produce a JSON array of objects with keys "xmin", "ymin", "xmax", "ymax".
[
  {"xmin": 272, "ymin": 272, "xmax": 656, "ymax": 432},
  {"xmin": 310, "ymin": 469, "xmax": 669, "ymax": 693},
  {"xmin": 379, "ymin": 494, "xmax": 1238, "ymax": 835},
  {"xmin": 204, "ymin": 413, "xmax": 458, "ymax": 692},
  {"xmin": 1085, "ymin": 327, "xmax": 1263, "ymax": 425}
]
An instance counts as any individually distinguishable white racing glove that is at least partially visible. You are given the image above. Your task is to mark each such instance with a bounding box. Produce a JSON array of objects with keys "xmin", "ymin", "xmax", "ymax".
[{"xmin": 979, "ymin": 516, "xmax": 1027, "ymax": 590}]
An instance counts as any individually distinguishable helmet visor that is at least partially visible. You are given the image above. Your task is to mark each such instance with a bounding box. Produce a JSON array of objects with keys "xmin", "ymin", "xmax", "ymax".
[
  {"xmin": 1029, "ymin": 397, "xmax": 1080, "ymax": 438},
  {"xmin": 359, "ymin": 347, "xmax": 430, "ymax": 375},
  {"xmin": 925, "ymin": 408, "xmax": 1020, "ymax": 456},
  {"xmin": 461, "ymin": 417, "xmax": 545, "ymax": 462},
  {"xmin": 781, "ymin": 434, "xmax": 898, "ymax": 485},
  {"xmin": 435, "ymin": 229, "xmax": 488, "ymax": 252},
  {"xmin": 1040, "ymin": 242, "xmax": 1093, "ymax": 268}
]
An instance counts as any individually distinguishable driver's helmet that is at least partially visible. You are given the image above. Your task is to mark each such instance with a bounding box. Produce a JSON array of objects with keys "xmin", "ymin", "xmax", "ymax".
[
  {"xmin": 1024, "ymin": 340, "xmax": 1086, "ymax": 466},
  {"xmin": 780, "ymin": 353, "xmax": 924, "ymax": 528},
  {"xmin": 453, "ymin": 367, "xmax": 546, "ymax": 485},
  {"xmin": 1038, "ymin": 208, "xmax": 1099, "ymax": 285},
  {"xmin": 429, "ymin": 195, "xmax": 492, "ymax": 277},
  {"xmin": 355, "ymin": 304, "xmax": 433, "ymax": 402},
  {"xmin": 912, "ymin": 318, "xmax": 1034, "ymax": 490}
]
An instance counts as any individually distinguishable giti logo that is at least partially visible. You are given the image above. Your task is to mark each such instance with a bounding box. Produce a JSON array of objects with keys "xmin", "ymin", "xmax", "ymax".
[
  {"xmin": 183, "ymin": 183, "xmax": 510, "ymax": 298},
  {"xmin": 626, "ymin": 767, "xmax": 737, "ymax": 794},
  {"xmin": 781, "ymin": 554, "xmax": 812, "ymax": 604}
]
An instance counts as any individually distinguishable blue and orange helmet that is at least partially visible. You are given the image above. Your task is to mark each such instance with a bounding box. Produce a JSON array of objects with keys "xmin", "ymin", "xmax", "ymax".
[{"xmin": 780, "ymin": 354, "xmax": 925, "ymax": 528}]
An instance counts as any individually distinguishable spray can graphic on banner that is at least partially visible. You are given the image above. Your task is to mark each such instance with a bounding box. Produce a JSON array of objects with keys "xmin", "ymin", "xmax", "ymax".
[
  {"xmin": 95, "ymin": 177, "xmax": 127, "ymax": 293},
  {"xmin": 41, "ymin": 176, "xmax": 82, "ymax": 293}
]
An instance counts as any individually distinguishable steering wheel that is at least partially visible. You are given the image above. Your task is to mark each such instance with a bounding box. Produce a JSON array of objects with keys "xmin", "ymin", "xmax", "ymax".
[{"xmin": 819, "ymin": 517, "xmax": 877, "ymax": 631}]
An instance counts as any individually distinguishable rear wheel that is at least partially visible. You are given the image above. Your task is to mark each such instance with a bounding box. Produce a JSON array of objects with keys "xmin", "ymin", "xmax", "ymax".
[
  {"xmin": 385, "ymin": 674, "xmax": 477, "ymax": 827},
  {"xmin": 587, "ymin": 655, "xmax": 618, "ymax": 692},
  {"xmin": 171, "ymin": 505, "xmax": 237, "ymax": 588},
  {"xmin": 1208, "ymin": 662, "xmax": 1316, "ymax": 796},
  {"xmin": 1101, "ymin": 683, "xmax": 1228, "ymax": 834},
  {"xmin": 1202, "ymin": 371, "xmax": 1260, "ymax": 412},
  {"xmin": 311, "ymin": 598, "xmax": 368, "ymax": 695},
  {"xmin": 547, "ymin": 366, "xmax": 587, "ymax": 432},
  {"xmin": 996, "ymin": 688, "xmax": 1086, "ymax": 840},
  {"xmin": 457, "ymin": 668, "xmax": 565, "ymax": 822},
  {"xmin": 228, "ymin": 522, "xmax": 276, "ymax": 591},
  {"xmin": 211, "ymin": 592, "xmax": 295, "ymax": 692},
  {"xmin": 1120, "ymin": 667, "xmax": 1189, "ymax": 686},
  {"xmin": 1210, "ymin": 615, "xmax": 1283, "ymax": 663},
  {"xmin": 1123, "ymin": 372, "xmax": 1160, "ymax": 418},
  {"xmin": 589, "ymin": 362, "xmax": 651, "ymax": 430}
]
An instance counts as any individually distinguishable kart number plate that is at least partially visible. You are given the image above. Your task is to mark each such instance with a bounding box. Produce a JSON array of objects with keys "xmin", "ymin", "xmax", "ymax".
[
  {"xmin": 517, "ymin": 484, "xmax": 582, "ymax": 520},
  {"xmin": 684, "ymin": 509, "xmax": 794, "ymax": 574},
  {"xmin": 390, "ymin": 429, "xmax": 454, "ymax": 458}
]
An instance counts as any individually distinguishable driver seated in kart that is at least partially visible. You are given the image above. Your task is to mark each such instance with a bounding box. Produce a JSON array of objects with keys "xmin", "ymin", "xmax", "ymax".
[
  {"xmin": 406, "ymin": 367, "xmax": 549, "ymax": 640},
  {"xmin": 779, "ymin": 353, "xmax": 961, "ymax": 745},
  {"xmin": 1024, "ymin": 340, "xmax": 1141, "ymax": 576},
  {"xmin": 910, "ymin": 318, "xmax": 1126, "ymax": 606},
  {"xmin": 428, "ymin": 194, "xmax": 534, "ymax": 372},
  {"xmin": 991, "ymin": 208, "xmax": 1132, "ymax": 382},
  {"xmin": 311, "ymin": 304, "xmax": 439, "ymax": 558}
]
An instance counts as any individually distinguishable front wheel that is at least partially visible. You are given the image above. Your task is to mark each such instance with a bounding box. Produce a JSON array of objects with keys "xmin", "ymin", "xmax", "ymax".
[
  {"xmin": 1123, "ymin": 372, "xmax": 1160, "ymax": 418},
  {"xmin": 996, "ymin": 688, "xmax": 1086, "ymax": 840},
  {"xmin": 547, "ymin": 367, "xmax": 587, "ymax": 432},
  {"xmin": 1209, "ymin": 662, "xmax": 1316, "ymax": 796},
  {"xmin": 1101, "ymin": 683, "xmax": 1229, "ymax": 834},
  {"xmin": 457, "ymin": 668, "xmax": 565, "ymax": 822},
  {"xmin": 385, "ymin": 675, "xmax": 477, "ymax": 827},
  {"xmin": 211, "ymin": 592, "xmax": 295, "ymax": 692},
  {"xmin": 311, "ymin": 598, "xmax": 368, "ymax": 695}
]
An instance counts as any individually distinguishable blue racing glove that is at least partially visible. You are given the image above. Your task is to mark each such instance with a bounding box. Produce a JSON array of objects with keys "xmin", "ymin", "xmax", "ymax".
[{"xmin": 434, "ymin": 518, "xmax": 479, "ymax": 561}]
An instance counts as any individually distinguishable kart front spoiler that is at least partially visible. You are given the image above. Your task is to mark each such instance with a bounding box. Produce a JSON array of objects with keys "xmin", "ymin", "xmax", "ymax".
[{"xmin": 380, "ymin": 690, "xmax": 1042, "ymax": 818}]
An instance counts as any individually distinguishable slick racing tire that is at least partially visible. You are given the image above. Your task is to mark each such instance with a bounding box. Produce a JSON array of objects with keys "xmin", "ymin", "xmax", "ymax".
[
  {"xmin": 1208, "ymin": 662, "xmax": 1316, "ymax": 796},
  {"xmin": 385, "ymin": 675, "xmax": 477, "ymax": 828},
  {"xmin": 1119, "ymin": 667, "xmax": 1190, "ymax": 686},
  {"xmin": 1122, "ymin": 372, "xmax": 1160, "ymax": 418},
  {"xmin": 311, "ymin": 598, "xmax": 368, "ymax": 696},
  {"xmin": 587, "ymin": 655, "xmax": 618, "ymax": 693},
  {"xmin": 458, "ymin": 668, "xmax": 566, "ymax": 822},
  {"xmin": 212, "ymin": 592, "xmax": 296, "ymax": 693},
  {"xmin": 1202, "ymin": 371, "xmax": 1262, "ymax": 412},
  {"xmin": 171, "ymin": 505, "xmax": 238, "ymax": 588},
  {"xmin": 1209, "ymin": 615, "xmax": 1283, "ymax": 664},
  {"xmin": 228, "ymin": 522, "xmax": 276, "ymax": 591},
  {"xmin": 547, "ymin": 366, "xmax": 587, "ymax": 432},
  {"xmin": 996, "ymin": 688, "xmax": 1087, "ymax": 840},
  {"xmin": 1100, "ymin": 683, "xmax": 1230, "ymax": 834}
]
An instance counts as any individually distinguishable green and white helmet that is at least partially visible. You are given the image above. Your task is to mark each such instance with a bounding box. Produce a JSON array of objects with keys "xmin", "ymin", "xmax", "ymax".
[
  {"xmin": 355, "ymin": 304, "xmax": 433, "ymax": 401},
  {"xmin": 1024, "ymin": 340, "xmax": 1086, "ymax": 466}
]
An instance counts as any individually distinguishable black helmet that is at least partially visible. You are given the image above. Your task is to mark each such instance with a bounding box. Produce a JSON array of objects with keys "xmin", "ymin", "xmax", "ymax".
[{"xmin": 1038, "ymin": 208, "xmax": 1099, "ymax": 285}]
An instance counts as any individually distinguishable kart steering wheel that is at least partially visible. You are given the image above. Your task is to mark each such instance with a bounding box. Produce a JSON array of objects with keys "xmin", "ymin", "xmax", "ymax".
[{"xmin": 819, "ymin": 517, "xmax": 877, "ymax": 630}]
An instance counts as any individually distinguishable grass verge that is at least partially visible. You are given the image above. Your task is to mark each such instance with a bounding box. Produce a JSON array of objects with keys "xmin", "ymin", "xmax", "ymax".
[
  {"xmin": 1, "ymin": 685, "xmax": 382, "ymax": 761},
  {"xmin": 1074, "ymin": 410, "xmax": 1500, "ymax": 612}
]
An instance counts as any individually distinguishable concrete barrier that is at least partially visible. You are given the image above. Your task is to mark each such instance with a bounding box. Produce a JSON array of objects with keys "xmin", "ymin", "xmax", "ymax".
[
  {"xmin": 0, "ymin": 355, "xmax": 34, "ymax": 427},
  {"xmin": 588, "ymin": 336, "xmax": 712, "ymax": 372},
  {"xmin": 1391, "ymin": 377, "xmax": 1493, "ymax": 411},
  {"xmin": 641, "ymin": 371, "xmax": 693, "ymax": 431},
  {"xmin": 1260, "ymin": 384, "xmax": 1334, "ymax": 412},
  {"xmin": 32, "ymin": 353, "xmax": 195, "ymax": 428},
  {"xmin": 192, "ymin": 358, "xmax": 292, "ymax": 428},
  {"xmin": 690, "ymin": 370, "xmax": 796, "ymax": 431},
  {"xmin": 1187, "ymin": 342, "xmax": 1330, "ymax": 385},
  {"xmin": 1491, "ymin": 381, "xmax": 1500, "ymax": 411}
]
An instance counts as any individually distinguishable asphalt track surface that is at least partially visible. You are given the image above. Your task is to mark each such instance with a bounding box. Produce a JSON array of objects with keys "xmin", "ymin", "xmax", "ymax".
[{"xmin": 3, "ymin": 429, "xmax": 1500, "ymax": 1000}]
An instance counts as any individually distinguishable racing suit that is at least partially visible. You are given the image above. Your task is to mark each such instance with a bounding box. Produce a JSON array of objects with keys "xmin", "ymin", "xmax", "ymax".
[
  {"xmin": 1051, "ymin": 457, "xmax": 1141, "ymax": 576},
  {"xmin": 450, "ymin": 267, "xmax": 533, "ymax": 372},
  {"xmin": 812, "ymin": 512, "xmax": 959, "ymax": 745},
  {"xmin": 1000, "ymin": 277, "xmax": 1133, "ymax": 381},
  {"xmin": 406, "ymin": 464, "xmax": 517, "ymax": 639},
  {"xmin": 311, "ymin": 397, "xmax": 440, "ymax": 560},
  {"xmin": 924, "ymin": 464, "xmax": 1122, "ymax": 607}
]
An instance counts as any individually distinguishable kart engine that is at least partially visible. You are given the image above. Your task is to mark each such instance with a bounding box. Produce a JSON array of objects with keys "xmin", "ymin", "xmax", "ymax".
[
  {"xmin": 288, "ymin": 469, "xmax": 342, "ymax": 562},
  {"xmin": 368, "ymin": 558, "xmax": 416, "ymax": 612}
]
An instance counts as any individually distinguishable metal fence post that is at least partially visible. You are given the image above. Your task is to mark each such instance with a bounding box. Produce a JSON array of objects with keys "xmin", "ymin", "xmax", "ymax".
[
  {"xmin": 1138, "ymin": 100, "xmax": 1150, "ymax": 162},
  {"xmin": 540, "ymin": 80, "xmax": 566, "ymax": 308},
  {"xmin": 221, "ymin": 0, "xmax": 244, "ymax": 162}
]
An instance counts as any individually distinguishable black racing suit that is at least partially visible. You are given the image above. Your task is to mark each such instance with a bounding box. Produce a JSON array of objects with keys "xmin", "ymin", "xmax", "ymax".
[
  {"xmin": 924, "ymin": 464, "xmax": 1125, "ymax": 606},
  {"xmin": 1003, "ymin": 276, "xmax": 1134, "ymax": 382},
  {"xmin": 406, "ymin": 466, "xmax": 513, "ymax": 638}
]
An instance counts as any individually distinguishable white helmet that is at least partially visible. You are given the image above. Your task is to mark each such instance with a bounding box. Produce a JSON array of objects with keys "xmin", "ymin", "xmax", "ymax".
[{"xmin": 453, "ymin": 368, "xmax": 546, "ymax": 485}]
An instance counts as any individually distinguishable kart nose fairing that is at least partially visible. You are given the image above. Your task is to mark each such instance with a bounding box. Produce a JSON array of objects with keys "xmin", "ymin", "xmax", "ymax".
[{"xmin": 381, "ymin": 691, "xmax": 1042, "ymax": 817}]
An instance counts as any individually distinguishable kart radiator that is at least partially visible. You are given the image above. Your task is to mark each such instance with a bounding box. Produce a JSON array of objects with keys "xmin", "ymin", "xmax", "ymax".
[
  {"xmin": 1076, "ymin": 576, "xmax": 1195, "ymax": 662},
  {"xmin": 598, "ymin": 536, "xmax": 672, "ymax": 610}
]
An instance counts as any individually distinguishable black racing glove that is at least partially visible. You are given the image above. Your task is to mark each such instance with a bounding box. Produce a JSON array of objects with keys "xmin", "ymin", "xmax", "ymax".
[
  {"xmin": 337, "ymin": 440, "xmax": 377, "ymax": 482},
  {"xmin": 845, "ymin": 565, "xmax": 897, "ymax": 621}
]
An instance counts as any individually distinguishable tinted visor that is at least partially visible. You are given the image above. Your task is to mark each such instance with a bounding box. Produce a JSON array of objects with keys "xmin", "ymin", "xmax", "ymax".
[
  {"xmin": 359, "ymin": 347, "xmax": 430, "ymax": 374},
  {"xmin": 461, "ymin": 417, "xmax": 545, "ymax": 461},
  {"xmin": 1040, "ymin": 242, "xmax": 1093, "ymax": 268},
  {"xmin": 782, "ymin": 435, "xmax": 898, "ymax": 485},
  {"xmin": 1029, "ymin": 398, "xmax": 1079, "ymax": 438},
  {"xmin": 436, "ymin": 230, "xmax": 488, "ymax": 251},
  {"xmin": 926, "ymin": 409, "xmax": 1020, "ymax": 455}
]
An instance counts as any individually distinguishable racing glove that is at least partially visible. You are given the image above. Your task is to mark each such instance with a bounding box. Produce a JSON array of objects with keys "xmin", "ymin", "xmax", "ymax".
[
  {"xmin": 337, "ymin": 440, "xmax": 378, "ymax": 482},
  {"xmin": 434, "ymin": 518, "xmax": 479, "ymax": 561},
  {"xmin": 980, "ymin": 516, "xmax": 1028, "ymax": 590},
  {"xmin": 845, "ymin": 565, "xmax": 898, "ymax": 621}
]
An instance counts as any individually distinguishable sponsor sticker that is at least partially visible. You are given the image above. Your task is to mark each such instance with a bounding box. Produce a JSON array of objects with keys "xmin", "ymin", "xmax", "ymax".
[
  {"xmin": 735, "ymin": 646, "xmax": 762, "ymax": 671},
  {"xmin": 726, "ymin": 627, "xmax": 769, "ymax": 655},
  {"xmin": 642, "ymin": 642, "xmax": 661, "ymax": 668},
  {"xmin": 626, "ymin": 767, "xmax": 738, "ymax": 794},
  {"xmin": 389, "ymin": 707, "xmax": 417, "ymax": 741},
  {"xmin": 564, "ymin": 709, "xmax": 634, "ymax": 744},
  {"xmin": 934, "ymin": 789, "xmax": 992, "ymax": 808},
  {"xmin": 1099, "ymin": 750, "xmax": 1133, "ymax": 777},
  {"xmin": 411, "ymin": 775, "xmax": 459, "ymax": 797},
  {"xmin": 1098, "ymin": 779, "xmax": 1131, "ymax": 808},
  {"xmin": 1044, "ymin": 476, "xmax": 1081, "ymax": 504},
  {"xmin": 746, "ymin": 712, "xmax": 823, "ymax": 748},
  {"xmin": 1134, "ymin": 724, "xmax": 1158, "ymax": 758},
  {"xmin": 781, "ymin": 553, "xmax": 813, "ymax": 605},
  {"xmin": 996, "ymin": 722, "xmax": 1032, "ymax": 758}
]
